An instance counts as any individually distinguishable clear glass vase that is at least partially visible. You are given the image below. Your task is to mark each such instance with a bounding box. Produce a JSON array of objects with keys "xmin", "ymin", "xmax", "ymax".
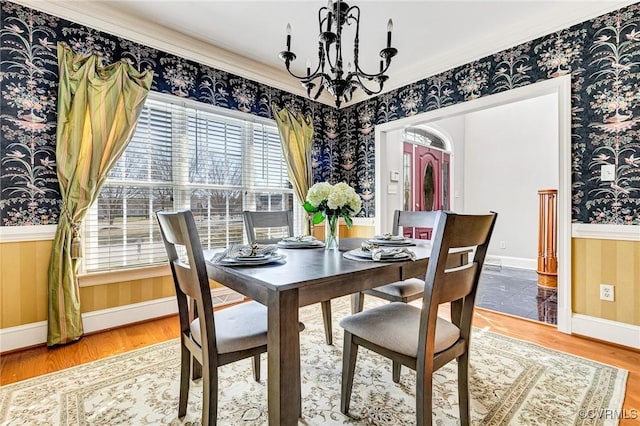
[{"xmin": 324, "ymin": 215, "xmax": 339, "ymax": 250}]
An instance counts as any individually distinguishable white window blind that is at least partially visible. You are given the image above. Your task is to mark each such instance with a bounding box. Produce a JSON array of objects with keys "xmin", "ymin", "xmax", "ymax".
[{"xmin": 82, "ymin": 93, "xmax": 300, "ymax": 273}]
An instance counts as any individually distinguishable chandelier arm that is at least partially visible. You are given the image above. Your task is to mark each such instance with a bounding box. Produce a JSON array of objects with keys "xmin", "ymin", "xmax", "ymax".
[
  {"xmin": 283, "ymin": 61, "xmax": 318, "ymax": 81},
  {"xmin": 352, "ymin": 61, "xmax": 389, "ymax": 79},
  {"xmin": 318, "ymin": 5, "xmax": 327, "ymax": 32},
  {"xmin": 306, "ymin": 72, "xmax": 334, "ymax": 87},
  {"xmin": 348, "ymin": 73, "xmax": 384, "ymax": 96},
  {"xmin": 304, "ymin": 42, "xmax": 326, "ymax": 81}
]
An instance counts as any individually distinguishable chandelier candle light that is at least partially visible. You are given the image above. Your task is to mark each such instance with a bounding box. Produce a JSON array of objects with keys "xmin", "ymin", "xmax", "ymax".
[
  {"xmin": 279, "ymin": 0, "xmax": 397, "ymax": 108},
  {"xmin": 304, "ymin": 182, "xmax": 362, "ymax": 250}
]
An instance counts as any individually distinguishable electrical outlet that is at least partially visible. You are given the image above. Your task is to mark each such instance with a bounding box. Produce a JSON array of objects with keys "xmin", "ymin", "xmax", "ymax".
[
  {"xmin": 600, "ymin": 164, "xmax": 615, "ymax": 182},
  {"xmin": 599, "ymin": 284, "xmax": 614, "ymax": 302},
  {"xmin": 499, "ymin": 240, "xmax": 506, "ymax": 249}
]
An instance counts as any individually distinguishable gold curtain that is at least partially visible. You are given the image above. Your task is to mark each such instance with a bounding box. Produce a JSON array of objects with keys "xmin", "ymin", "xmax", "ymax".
[
  {"xmin": 272, "ymin": 104, "xmax": 314, "ymax": 234},
  {"xmin": 47, "ymin": 43, "xmax": 154, "ymax": 346}
]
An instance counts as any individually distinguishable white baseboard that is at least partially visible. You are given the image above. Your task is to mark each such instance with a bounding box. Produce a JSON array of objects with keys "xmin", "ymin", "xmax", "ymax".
[
  {"xmin": 0, "ymin": 288, "xmax": 243, "ymax": 353},
  {"xmin": 571, "ymin": 313, "xmax": 640, "ymax": 349},
  {"xmin": 484, "ymin": 255, "xmax": 536, "ymax": 270}
]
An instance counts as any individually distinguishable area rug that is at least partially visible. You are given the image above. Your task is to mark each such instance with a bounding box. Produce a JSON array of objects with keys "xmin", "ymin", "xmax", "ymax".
[{"xmin": 0, "ymin": 297, "xmax": 627, "ymax": 425}]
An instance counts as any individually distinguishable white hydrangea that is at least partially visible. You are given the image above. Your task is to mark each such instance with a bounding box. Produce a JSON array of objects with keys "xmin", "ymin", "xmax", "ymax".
[
  {"xmin": 348, "ymin": 190, "xmax": 362, "ymax": 213},
  {"xmin": 306, "ymin": 182, "xmax": 333, "ymax": 207},
  {"xmin": 306, "ymin": 181, "xmax": 362, "ymax": 217},
  {"xmin": 327, "ymin": 183, "xmax": 349, "ymax": 210}
]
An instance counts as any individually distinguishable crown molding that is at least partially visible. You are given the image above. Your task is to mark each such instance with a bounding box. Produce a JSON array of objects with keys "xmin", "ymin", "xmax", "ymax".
[
  {"xmin": 345, "ymin": 0, "xmax": 637, "ymax": 108},
  {"xmin": 10, "ymin": 0, "xmax": 336, "ymax": 107}
]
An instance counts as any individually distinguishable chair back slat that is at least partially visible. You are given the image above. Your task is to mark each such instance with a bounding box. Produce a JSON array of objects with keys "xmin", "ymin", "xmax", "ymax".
[
  {"xmin": 156, "ymin": 210, "xmax": 217, "ymax": 354},
  {"xmin": 157, "ymin": 212, "xmax": 190, "ymax": 247},
  {"xmin": 173, "ymin": 260, "xmax": 200, "ymax": 300},
  {"xmin": 435, "ymin": 264, "xmax": 478, "ymax": 305},
  {"xmin": 244, "ymin": 210, "xmax": 293, "ymax": 244},
  {"xmin": 446, "ymin": 214, "xmax": 497, "ymax": 248},
  {"xmin": 392, "ymin": 210, "xmax": 438, "ymax": 235}
]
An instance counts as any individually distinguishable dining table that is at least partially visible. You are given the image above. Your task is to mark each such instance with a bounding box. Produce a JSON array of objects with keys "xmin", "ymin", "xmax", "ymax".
[{"xmin": 204, "ymin": 238, "xmax": 468, "ymax": 425}]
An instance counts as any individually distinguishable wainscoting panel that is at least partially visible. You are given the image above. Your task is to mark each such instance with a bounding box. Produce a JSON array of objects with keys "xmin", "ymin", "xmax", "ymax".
[
  {"xmin": 572, "ymin": 238, "xmax": 640, "ymax": 326},
  {"xmin": 0, "ymin": 240, "xmax": 51, "ymax": 328},
  {"xmin": 79, "ymin": 277, "xmax": 176, "ymax": 313},
  {"xmin": 0, "ymin": 239, "xmax": 226, "ymax": 329}
]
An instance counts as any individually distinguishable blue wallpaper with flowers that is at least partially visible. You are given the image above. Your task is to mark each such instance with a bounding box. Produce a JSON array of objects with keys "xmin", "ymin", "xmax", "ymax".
[
  {"xmin": 334, "ymin": 4, "xmax": 640, "ymax": 224},
  {"xmin": 1, "ymin": 2, "xmax": 639, "ymax": 226},
  {"xmin": 0, "ymin": 1, "xmax": 333, "ymax": 226}
]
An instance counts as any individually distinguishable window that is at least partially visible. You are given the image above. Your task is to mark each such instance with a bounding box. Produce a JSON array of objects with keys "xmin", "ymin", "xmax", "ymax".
[
  {"xmin": 402, "ymin": 127, "xmax": 446, "ymax": 150},
  {"xmin": 82, "ymin": 93, "xmax": 300, "ymax": 273}
]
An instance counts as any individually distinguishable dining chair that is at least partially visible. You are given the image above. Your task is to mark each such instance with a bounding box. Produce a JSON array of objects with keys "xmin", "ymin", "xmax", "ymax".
[
  {"xmin": 243, "ymin": 210, "xmax": 294, "ymax": 245},
  {"xmin": 351, "ymin": 210, "xmax": 438, "ymax": 314},
  {"xmin": 156, "ymin": 210, "xmax": 304, "ymax": 425},
  {"xmin": 243, "ymin": 209, "xmax": 335, "ymax": 345},
  {"xmin": 340, "ymin": 211, "xmax": 497, "ymax": 425}
]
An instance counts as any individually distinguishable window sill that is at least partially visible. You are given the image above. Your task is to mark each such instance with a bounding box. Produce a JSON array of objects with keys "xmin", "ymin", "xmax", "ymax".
[{"xmin": 78, "ymin": 264, "xmax": 171, "ymax": 287}]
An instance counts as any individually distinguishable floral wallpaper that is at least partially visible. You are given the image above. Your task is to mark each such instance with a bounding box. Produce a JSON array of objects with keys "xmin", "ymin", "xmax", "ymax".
[
  {"xmin": 0, "ymin": 1, "xmax": 332, "ymax": 226},
  {"xmin": 337, "ymin": 4, "xmax": 640, "ymax": 224},
  {"xmin": 1, "ymin": 2, "xmax": 639, "ymax": 226}
]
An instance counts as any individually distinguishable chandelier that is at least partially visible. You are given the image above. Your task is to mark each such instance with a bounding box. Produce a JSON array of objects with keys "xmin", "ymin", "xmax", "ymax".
[{"xmin": 279, "ymin": 0, "xmax": 397, "ymax": 108}]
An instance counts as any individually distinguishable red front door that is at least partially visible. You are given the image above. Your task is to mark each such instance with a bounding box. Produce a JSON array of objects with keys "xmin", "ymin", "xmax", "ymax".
[{"xmin": 403, "ymin": 143, "xmax": 450, "ymax": 240}]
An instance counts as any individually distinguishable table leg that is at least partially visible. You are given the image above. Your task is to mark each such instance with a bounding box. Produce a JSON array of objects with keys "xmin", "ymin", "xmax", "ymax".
[{"xmin": 267, "ymin": 289, "xmax": 301, "ymax": 425}]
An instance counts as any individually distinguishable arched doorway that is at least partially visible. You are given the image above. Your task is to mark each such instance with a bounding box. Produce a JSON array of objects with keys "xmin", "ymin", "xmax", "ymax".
[
  {"xmin": 401, "ymin": 126, "xmax": 451, "ymax": 239},
  {"xmin": 374, "ymin": 75, "xmax": 572, "ymax": 333}
]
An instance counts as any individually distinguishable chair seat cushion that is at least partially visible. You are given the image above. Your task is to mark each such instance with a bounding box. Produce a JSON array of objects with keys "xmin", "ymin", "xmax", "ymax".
[
  {"xmin": 369, "ymin": 278, "xmax": 425, "ymax": 299},
  {"xmin": 339, "ymin": 302, "xmax": 460, "ymax": 358},
  {"xmin": 190, "ymin": 301, "xmax": 304, "ymax": 354}
]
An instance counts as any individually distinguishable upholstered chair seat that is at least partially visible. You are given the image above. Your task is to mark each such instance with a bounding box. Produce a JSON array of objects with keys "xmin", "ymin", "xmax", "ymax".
[
  {"xmin": 340, "ymin": 302, "xmax": 460, "ymax": 358},
  {"xmin": 190, "ymin": 301, "xmax": 304, "ymax": 354}
]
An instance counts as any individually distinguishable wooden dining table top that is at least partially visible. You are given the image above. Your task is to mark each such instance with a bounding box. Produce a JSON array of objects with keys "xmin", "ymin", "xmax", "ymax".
[{"xmin": 204, "ymin": 238, "xmax": 434, "ymax": 303}]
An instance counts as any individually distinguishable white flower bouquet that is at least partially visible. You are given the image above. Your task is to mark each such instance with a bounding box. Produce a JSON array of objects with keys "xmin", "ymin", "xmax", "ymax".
[
  {"xmin": 303, "ymin": 182, "xmax": 362, "ymax": 227},
  {"xmin": 303, "ymin": 182, "xmax": 362, "ymax": 250}
]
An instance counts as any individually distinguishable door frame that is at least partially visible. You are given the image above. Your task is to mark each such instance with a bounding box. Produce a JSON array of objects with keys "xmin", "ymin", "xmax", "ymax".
[{"xmin": 374, "ymin": 75, "xmax": 572, "ymax": 334}]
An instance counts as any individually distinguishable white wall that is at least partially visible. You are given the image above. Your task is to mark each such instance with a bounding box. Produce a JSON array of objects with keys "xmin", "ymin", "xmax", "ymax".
[
  {"xmin": 380, "ymin": 129, "xmax": 404, "ymax": 233},
  {"xmin": 379, "ymin": 94, "xmax": 558, "ymax": 265},
  {"xmin": 464, "ymin": 93, "xmax": 558, "ymax": 261}
]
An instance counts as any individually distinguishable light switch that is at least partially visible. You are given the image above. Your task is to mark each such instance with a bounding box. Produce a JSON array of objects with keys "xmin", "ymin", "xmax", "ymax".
[
  {"xmin": 389, "ymin": 170, "xmax": 400, "ymax": 182},
  {"xmin": 600, "ymin": 164, "xmax": 615, "ymax": 182},
  {"xmin": 387, "ymin": 184, "xmax": 398, "ymax": 194}
]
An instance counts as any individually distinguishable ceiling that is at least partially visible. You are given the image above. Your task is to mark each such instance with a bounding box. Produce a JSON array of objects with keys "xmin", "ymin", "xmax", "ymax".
[{"xmin": 33, "ymin": 0, "xmax": 636, "ymax": 106}]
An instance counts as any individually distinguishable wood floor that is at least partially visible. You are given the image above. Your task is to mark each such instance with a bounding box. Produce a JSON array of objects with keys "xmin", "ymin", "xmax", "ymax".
[{"xmin": 1, "ymin": 307, "xmax": 639, "ymax": 425}]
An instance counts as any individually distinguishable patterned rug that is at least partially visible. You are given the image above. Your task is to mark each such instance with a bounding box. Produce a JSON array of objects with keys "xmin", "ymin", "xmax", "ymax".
[{"xmin": 0, "ymin": 297, "xmax": 627, "ymax": 425}]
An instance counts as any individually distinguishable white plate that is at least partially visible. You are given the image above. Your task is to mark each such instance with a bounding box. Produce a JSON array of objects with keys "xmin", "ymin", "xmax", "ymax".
[
  {"xmin": 373, "ymin": 235, "xmax": 406, "ymax": 241},
  {"xmin": 233, "ymin": 254, "xmax": 271, "ymax": 261},
  {"xmin": 277, "ymin": 241, "xmax": 325, "ymax": 249},
  {"xmin": 343, "ymin": 250, "xmax": 412, "ymax": 263},
  {"xmin": 213, "ymin": 254, "xmax": 286, "ymax": 266},
  {"xmin": 369, "ymin": 239, "xmax": 414, "ymax": 246},
  {"xmin": 348, "ymin": 249, "xmax": 412, "ymax": 260},
  {"xmin": 281, "ymin": 236, "xmax": 317, "ymax": 243}
]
